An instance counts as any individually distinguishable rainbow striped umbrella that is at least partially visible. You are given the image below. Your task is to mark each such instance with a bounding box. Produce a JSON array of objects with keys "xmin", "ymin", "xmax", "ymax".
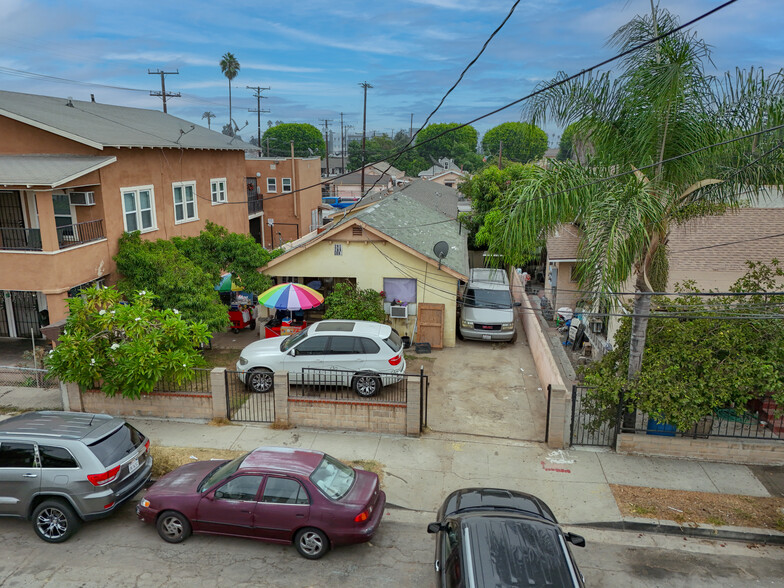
[{"xmin": 258, "ymin": 283, "xmax": 324, "ymax": 310}]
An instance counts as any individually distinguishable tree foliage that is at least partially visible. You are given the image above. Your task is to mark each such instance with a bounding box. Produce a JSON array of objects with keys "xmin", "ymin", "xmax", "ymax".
[
  {"xmin": 346, "ymin": 132, "xmax": 429, "ymax": 177},
  {"xmin": 261, "ymin": 123, "xmax": 325, "ymax": 158},
  {"xmin": 219, "ymin": 51, "xmax": 240, "ymax": 125},
  {"xmin": 557, "ymin": 122, "xmax": 578, "ymax": 160},
  {"xmin": 323, "ymin": 283, "xmax": 385, "ymax": 322},
  {"xmin": 481, "ymin": 122, "xmax": 548, "ymax": 163},
  {"xmin": 46, "ymin": 287, "xmax": 210, "ymax": 399},
  {"xmin": 415, "ymin": 123, "xmax": 479, "ymax": 170},
  {"xmin": 582, "ymin": 261, "xmax": 784, "ymax": 431}
]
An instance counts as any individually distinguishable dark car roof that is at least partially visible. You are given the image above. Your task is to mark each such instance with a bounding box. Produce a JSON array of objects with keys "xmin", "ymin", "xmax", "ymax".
[
  {"xmin": 239, "ymin": 447, "xmax": 325, "ymax": 477},
  {"xmin": 441, "ymin": 487, "xmax": 557, "ymax": 523},
  {"xmin": 462, "ymin": 514, "xmax": 581, "ymax": 587},
  {"xmin": 0, "ymin": 411, "xmax": 125, "ymax": 443}
]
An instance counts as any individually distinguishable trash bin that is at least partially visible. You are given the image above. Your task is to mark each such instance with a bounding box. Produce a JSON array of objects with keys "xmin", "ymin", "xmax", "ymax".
[{"xmin": 646, "ymin": 418, "xmax": 676, "ymax": 436}]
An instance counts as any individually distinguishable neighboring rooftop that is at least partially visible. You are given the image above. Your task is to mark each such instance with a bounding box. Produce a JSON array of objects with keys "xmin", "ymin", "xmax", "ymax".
[
  {"xmin": 0, "ymin": 89, "xmax": 254, "ymax": 151},
  {"xmin": 0, "ymin": 154, "xmax": 116, "ymax": 187}
]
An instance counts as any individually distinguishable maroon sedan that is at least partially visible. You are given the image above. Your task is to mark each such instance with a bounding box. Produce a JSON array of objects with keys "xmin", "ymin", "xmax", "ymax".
[{"xmin": 136, "ymin": 447, "xmax": 386, "ymax": 559}]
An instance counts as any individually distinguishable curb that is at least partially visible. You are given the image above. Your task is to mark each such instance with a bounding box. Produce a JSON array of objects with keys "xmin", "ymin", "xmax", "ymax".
[{"xmin": 571, "ymin": 519, "xmax": 784, "ymax": 545}]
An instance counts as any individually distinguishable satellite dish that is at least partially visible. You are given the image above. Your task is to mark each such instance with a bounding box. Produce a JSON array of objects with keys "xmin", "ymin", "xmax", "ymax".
[
  {"xmin": 433, "ymin": 241, "xmax": 449, "ymax": 269},
  {"xmin": 433, "ymin": 241, "xmax": 449, "ymax": 259}
]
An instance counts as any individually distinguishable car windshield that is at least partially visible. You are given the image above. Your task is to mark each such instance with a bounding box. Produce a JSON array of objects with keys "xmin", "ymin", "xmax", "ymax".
[
  {"xmin": 465, "ymin": 288, "xmax": 512, "ymax": 309},
  {"xmin": 309, "ymin": 454, "xmax": 355, "ymax": 500},
  {"xmin": 197, "ymin": 453, "xmax": 249, "ymax": 492},
  {"xmin": 280, "ymin": 327, "xmax": 312, "ymax": 352}
]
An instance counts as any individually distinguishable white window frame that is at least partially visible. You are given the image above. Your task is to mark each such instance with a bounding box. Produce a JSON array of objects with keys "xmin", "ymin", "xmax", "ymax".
[
  {"xmin": 282, "ymin": 178, "xmax": 292, "ymax": 193},
  {"xmin": 210, "ymin": 178, "xmax": 227, "ymax": 205},
  {"xmin": 267, "ymin": 178, "xmax": 277, "ymax": 193},
  {"xmin": 172, "ymin": 181, "xmax": 198, "ymax": 224},
  {"xmin": 120, "ymin": 185, "xmax": 157, "ymax": 234}
]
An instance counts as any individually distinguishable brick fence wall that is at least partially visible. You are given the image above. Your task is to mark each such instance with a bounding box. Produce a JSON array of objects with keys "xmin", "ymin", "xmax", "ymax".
[
  {"xmin": 617, "ymin": 433, "xmax": 784, "ymax": 465},
  {"xmin": 81, "ymin": 389, "xmax": 215, "ymax": 420},
  {"xmin": 287, "ymin": 398, "xmax": 407, "ymax": 435}
]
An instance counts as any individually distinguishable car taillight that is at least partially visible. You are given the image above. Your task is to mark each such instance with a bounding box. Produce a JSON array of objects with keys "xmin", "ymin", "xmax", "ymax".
[
  {"xmin": 87, "ymin": 464, "xmax": 121, "ymax": 487},
  {"xmin": 144, "ymin": 439, "xmax": 150, "ymax": 452},
  {"xmin": 388, "ymin": 354, "xmax": 402, "ymax": 366},
  {"xmin": 354, "ymin": 509, "xmax": 370, "ymax": 523}
]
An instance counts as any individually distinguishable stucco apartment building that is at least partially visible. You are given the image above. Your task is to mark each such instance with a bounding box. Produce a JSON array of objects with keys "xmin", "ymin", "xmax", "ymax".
[
  {"xmin": 0, "ymin": 90, "xmax": 253, "ymax": 337},
  {"xmin": 245, "ymin": 155, "xmax": 323, "ymax": 250}
]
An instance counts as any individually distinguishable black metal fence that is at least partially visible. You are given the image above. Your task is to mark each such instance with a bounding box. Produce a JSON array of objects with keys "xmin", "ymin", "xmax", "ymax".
[
  {"xmin": 292, "ymin": 368, "xmax": 410, "ymax": 403},
  {"xmin": 57, "ymin": 219, "xmax": 105, "ymax": 249},
  {"xmin": 571, "ymin": 385, "xmax": 784, "ymax": 447},
  {"xmin": 0, "ymin": 227, "xmax": 42, "ymax": 250},
  {"xmin": 570, "ymin": 385, "xmax": 618, "ymax": 447},
  {"xmin": 152, "ymin": 368, "xmax": 212, "ymax": 395},
  {"xmin": 225, "ymin": 369, "xmax": 275, "ymax": 422}
]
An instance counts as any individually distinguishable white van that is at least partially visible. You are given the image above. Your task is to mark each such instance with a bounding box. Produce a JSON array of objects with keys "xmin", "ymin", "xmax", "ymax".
[{"xmin": 458, "ymin": 268, "xmax": 520, "ymax": 343}]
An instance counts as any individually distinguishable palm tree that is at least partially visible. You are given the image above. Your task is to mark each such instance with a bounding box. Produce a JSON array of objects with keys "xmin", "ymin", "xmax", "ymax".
[
  {"xmin": 483, "ymin": 9, "xmax": 784, "ymax": 386},
  {"xmin": 219, "ymin": 52, "xmax": 240, "ymax": 128},
  {"xmin": 201, "ymin": 111, "xmax": 215, "ymax": 130}
]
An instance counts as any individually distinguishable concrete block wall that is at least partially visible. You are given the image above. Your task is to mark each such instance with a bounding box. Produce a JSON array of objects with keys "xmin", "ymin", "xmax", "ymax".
[
  {"xmin": 81, "ymin": 389, "xmax": 214, "ymax": 419},
  {"xmin": 287, "ymin": 398, "xmax": 406, "ymax": 435},
  {"xmin": 617, "ymin": 433, "xmax": 784, "ymax": 466}
]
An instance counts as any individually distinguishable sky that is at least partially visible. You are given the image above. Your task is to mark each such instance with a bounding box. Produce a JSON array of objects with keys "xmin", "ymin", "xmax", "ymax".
[{"xmin": 1, "ymin": 0, "xmax": 782, "ymax": 147}]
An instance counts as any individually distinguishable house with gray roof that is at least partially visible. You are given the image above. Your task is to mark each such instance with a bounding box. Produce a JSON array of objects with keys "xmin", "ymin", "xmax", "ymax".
[{"xmin": 0, "ymin": 89, "xmax": 254, "ymax": 336}]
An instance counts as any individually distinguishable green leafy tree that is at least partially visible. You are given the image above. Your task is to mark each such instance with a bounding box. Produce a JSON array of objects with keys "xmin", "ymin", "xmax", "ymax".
[
  {"xmin": 114, "ymin": 232, "xmax": 228, "ymax": 332},
  {"xmin": 415, "ymin": 123, "xmax": 478, "ymax": 169},
  {"xmin": 481, "ymin": 122, "xmax": 548, "ymax": 164},
  {"xmin": 346, "ymin": 133, "xmax": 429, "ymax": 177},
  {"xmin": 557, "ymin": 122, "xmax": 577, "ymax": 160},
  {"xmin": 481, "ymin": 8, "xmax": 784, "ymax": 388},
  {"xmin": 323, "ymin": 283, "xmax": 385, "ymax": 322},
  {"xmin": 46, "ymin": 286, "xmax": 210, "ymax": 399},
  {"xmin": 582, "ymin": 261, "xmax": 784, "ymax": 430},
  {"xmin": 261, "ymin": 123, "xmax": 325, "ymax": 158},
  {"xmin": 219, "ymin": 52, "xmax": 240, "ymax": 127}
]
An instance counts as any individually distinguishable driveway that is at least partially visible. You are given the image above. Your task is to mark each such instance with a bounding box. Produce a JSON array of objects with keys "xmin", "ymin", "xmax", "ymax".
[{"xmin": 419, "ymin": 319, "xmax": 546, "ymax": 441}]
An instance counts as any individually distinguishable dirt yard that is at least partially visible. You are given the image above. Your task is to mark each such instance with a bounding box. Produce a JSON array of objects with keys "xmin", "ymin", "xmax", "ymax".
[{"xmin": 612, "ymin": 484, "xmax": 784, "ymax": 531}]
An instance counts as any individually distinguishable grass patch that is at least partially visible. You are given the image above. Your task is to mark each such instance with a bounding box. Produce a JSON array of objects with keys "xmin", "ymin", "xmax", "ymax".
[
  {"xmin": 611, "ymin": 484, "xmax": 784, "ymax": 531},
  {"xmin": 208, "ymin": 417, "xmax": 233, "ymax": 427},
  {"xmin": 202, "ymin": 349, "xmax": 240, "ymax": 370}
]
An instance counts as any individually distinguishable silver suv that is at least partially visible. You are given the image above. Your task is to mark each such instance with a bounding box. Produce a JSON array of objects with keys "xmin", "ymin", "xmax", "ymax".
[{"xmin": 0, "ymin": 411, "xmax": 152, "ymax": 542}]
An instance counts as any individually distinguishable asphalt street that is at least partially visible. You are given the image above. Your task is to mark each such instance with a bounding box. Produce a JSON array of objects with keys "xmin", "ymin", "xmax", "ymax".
[{"xmin": 1, "ymin": 499, "xmax": 782, "ymax": 588}]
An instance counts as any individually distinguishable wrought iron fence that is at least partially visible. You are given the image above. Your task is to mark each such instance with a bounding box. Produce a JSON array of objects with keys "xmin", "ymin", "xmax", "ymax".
[
  {"xmin": 57, "ymin": 219, "xmax": 105, "ymax": 249},
  {"xmin": 0, "ymin": 227, "xmax": 42, "ymax": 250},
  {"xmin": 620, "ymin": 407, "xmax": 784, "ymax": 441},
  {"xmin": 570, "ymin": 385, "xmax": 618, "ymax": 447},
  {"xmin": 291, "ymin": 368, "xmax": 410, "ymax": 403},
  {"xmin": 225, "ymin": 369, "xmax": 275, "ymax": 422},
  {"xmin": 152, "ymin": 368, "xmax": 212, "ymax": 395},
  {"xmin": 0, "ymin": 366, "xmax": 59, "ymax": 389}
]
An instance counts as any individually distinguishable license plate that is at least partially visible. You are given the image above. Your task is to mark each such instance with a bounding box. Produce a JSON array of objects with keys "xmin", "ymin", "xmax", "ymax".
[
  {"xmin": 482, "ymin": 334, "xmax": 491, "ymax": 340},
  {"xmin": 128, "ymin": 457, "xmax": 140, "ymax": 474}
]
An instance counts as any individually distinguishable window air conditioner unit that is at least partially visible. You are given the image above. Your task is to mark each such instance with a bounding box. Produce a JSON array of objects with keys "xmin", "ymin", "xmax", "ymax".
[
  {"xmin": 389, "ymin": 305, "xmax": 408, "ymax": 319},
  {"xmin": 69, "ymin": 191, "xmax": 95, "ymax": 206},
  {"xmin": 589, "ymin": 318, "xmax": 604, "ymax": 333}
]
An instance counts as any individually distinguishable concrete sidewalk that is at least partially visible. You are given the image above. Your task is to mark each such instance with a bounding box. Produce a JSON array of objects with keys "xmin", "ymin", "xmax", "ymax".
[{"xmin": 128, "ymin": 418, "xmax": 784, "ymax": 544}]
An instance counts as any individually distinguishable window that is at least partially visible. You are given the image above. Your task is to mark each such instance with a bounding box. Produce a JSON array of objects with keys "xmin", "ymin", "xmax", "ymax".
[
  {"xmin": 328, "ymin": 336, "xmax": 363, "ymax": 355},
  {"xmin": 121, "ymin": 186, "xmax": 156, "ymax": 233},
  {"xmin": 88, "ymin": 423, "xmax": 146, "ymax": 467},
  {"xmin": 173, "ymin": 182, "xmax": 197, "ymax": 223},
  {"xmin": 52, "ymin": 193, "xmax": 75, "ymax": 240},
  {"xmin": 282, "ymin": 178, "xmax": 292, "ymax": 192},
  {"xmin": 0, "ymin": 442, "xmax": 36, "ymax": 468},
  {"xmin": 262, "ymin": 477, "xmax": 309, "ymax": 505},
  {"xmin": 215, "ymin": 475, "xmax": 263, "ymax": 501},
  {"xmin": 40, "ymin": 446, "xmax": 78, "ymax": 468},
  {"xmin": 267, "ymin": 178, "xmax": 277, "ymax": 193},
  {"xmin": 211, "ymin": 178, "xmax": 227, "ymax": 204},
  {"xmin": 360, "ymin": 337, "xmax": 381, "ymax": 354},
  {"xmin": 383, "ymin": 278, "xmax": 417, "ymax": 304},
  {"xmin": 294, "ymin": 336, "xmax": 329, "ymax": 356}
]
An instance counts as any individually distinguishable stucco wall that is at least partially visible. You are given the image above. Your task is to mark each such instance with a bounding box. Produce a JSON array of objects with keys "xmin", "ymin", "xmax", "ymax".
[
  {"xmin": 266, "ymin": 239, "xmax": 459, "ymax": 347},
  {"xmin": 617, "ymin": 434, "xmax": 784, "ymax": 466}
]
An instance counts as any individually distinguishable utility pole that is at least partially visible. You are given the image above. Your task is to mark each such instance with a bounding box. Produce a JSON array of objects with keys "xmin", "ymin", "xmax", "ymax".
[
  {"xmin": 247, "ymin": 86, "xmax": 270, "ymax": 157},
  {"xmin": 359, "ymin": 81, "xmax": 373, "ymax": 195},
  {"xmin": 410, "ymin": 113, "xmax": 414, "ymax": 139},
  {"xmin": 148, "ymin": 69, "xmax": 180, "ymax": 113},
  {"xmin": 339, "ymin": 113, "xmax": 345, "ymax": 174},
  {"xmin": 498, "ymin": 140, "xmax": 503, "ymax": 170},
  {"xmin": 319, "ymin": 118, "xmax": 332, "ymax": 177}
]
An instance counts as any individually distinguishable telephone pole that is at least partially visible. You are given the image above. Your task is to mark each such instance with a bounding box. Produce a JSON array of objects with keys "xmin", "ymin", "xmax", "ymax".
[
  {"xmin": 410, "ymin": 113, "xmax": 414, "ymax": 139},
  {"xmin": 339, "ymin": 113, "xmax": 345, "ymax": 174},
  {"xmin": 247, "ymin": 86, "xmax": 270, "ymax": 158},
  {"xmin": 148, "ymin": 69, "xmax": 180, "ymax": 113},
  {"xmin": 319, "ymin": 119, "xmax": 332, "ymax": 176},
  {"xmin": 359, "ymin": 81, "xmax": 373, "ymax": 195}
]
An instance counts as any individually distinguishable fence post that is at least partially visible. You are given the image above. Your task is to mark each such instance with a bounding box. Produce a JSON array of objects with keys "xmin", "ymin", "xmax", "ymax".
[
  {"xmin": 407, "ymin": 374, "xmax": 422, "ymax": 438},
  {"xmin": 210, "ymin": 368, "xmax": 227, "ymax": 419},
  {"xmin": 273, "ymin": 371, "xmax": 289, "ymax": 427},
  {"xmin": 546, "ymin": 385, "xmax": 568, "ymax": 449}
]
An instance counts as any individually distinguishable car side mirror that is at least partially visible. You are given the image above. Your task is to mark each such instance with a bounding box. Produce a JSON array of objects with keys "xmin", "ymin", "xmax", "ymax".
[
  {"xmin": 427, "ymin": 522, "xmax": 443, "ymax": 534},
  {"xmin": 514, "ymin": 301, "xmax": 522, "ymax": 307},
  {"xmin": 289, "ymin": 349, "xmax": 297, "ymax": 357},
  {"xmin": 565, "ymin": 532, "xmax": 586, "ymax": 547}
]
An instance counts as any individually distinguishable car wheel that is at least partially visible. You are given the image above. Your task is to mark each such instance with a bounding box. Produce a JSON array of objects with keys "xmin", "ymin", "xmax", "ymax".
[
  {"xmin": 32, "ymin": 499, "xmax": 80, "ymax": 543},
  {"xmin": 353, "ymin": 373, "xmax": 381, "ymax": 397},
  {"xmin": 232, "ymin": 328, "xmax": 240, "ymax": 334},
  {"xmin": 294, "ymin": 527, "xmax": 330, "ymax": 559},
  {"xmin": 247, "ymin": 368, "xmax": 274, "ymax": 393},
  {"xmin": 509, "ymin": 330, "xmax": 518, "ymax": 344},
  {"xmin": 249, "ymin": 319, "xmax": 257, "ymax": 330},
  {"xmin": 156, "ymin": 510, "xmax": 192, "ymax": 544}
]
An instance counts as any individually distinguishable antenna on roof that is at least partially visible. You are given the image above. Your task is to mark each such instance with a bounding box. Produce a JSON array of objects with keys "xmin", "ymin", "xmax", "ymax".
[
  {"xmin": 433, "ymin": 241, "xmax": 449, "ymax": 271},
  {"xmin": 175, "ymin": 125, "xmax": 196, "ymax": 144},
  {"xmin": 66, "ymin": 97, "xmax": 74, "ymax": 107}
]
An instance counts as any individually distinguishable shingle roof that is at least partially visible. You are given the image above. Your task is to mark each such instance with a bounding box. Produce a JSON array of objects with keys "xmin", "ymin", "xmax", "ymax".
[
  {"xmin": 669, "ymin": 208, "xmax": 784, "ymax": 273},
  {"xmin": 0, "ymin": 154, "xmax": 116, "ymax": 188},
  {"xmin": 327, "ymin": 170, "xmax": 391, "ymax": 186},
  {"xmin": 546, "ymin": 225, "xmax": 582, "ymax": 260},
  {"xmin": 0, "ymin": 90, "xmax": 253, "ymax": 151}
]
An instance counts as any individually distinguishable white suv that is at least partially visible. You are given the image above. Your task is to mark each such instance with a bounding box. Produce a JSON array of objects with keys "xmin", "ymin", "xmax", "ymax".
[{"xmin": 236, "ymin": 320, "xmax": 406, "ymax": 396}]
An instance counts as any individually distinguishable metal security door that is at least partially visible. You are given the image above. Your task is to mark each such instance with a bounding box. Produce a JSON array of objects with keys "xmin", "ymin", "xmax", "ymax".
[
  {"xmin": 0, "ymin": 293, "xmax": 9, "ymax": 337},
  {"xmin": 10, "ymin": 292, "xmax": 41, "ymax": 338}
]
